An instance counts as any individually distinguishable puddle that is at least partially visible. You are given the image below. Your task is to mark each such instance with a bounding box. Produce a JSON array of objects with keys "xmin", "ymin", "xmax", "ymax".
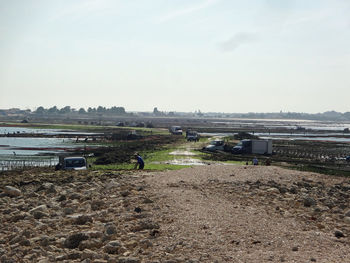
[
  {"xmin": 169, "ymin": 150, "xmax": 196, "ymax": 156},
  {"xmin": 166, "ymin": 158, "xmax": 206, "ymax": 165},
  {"xmin": 152, "ymin": 157, "xmax": 207, "ymax": 166}
]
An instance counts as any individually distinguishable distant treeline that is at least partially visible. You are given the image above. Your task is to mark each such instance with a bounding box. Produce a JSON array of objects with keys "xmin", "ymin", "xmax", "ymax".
[{"xmin": 33, "ymin": 106, "xmax": 131, "ymax": 116}]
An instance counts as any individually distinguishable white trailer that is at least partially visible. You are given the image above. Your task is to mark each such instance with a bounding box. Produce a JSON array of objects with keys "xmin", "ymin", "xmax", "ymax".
[
  {"xmin": 232, "ymin": 139, "xmax": 273, "ymax": 154},
  {"xmin": 251, "ymin": 140, "xmax": 272, "ymax": 154}
]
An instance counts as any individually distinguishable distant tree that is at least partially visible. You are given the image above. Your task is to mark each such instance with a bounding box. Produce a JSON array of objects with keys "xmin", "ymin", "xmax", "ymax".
[
  {"xmin": 59, "ymin": 106, "xmax": 71, "ymax": 114},
  {"xmin": 97, "ymin": 106, "xmax": 106, "ymax": 113},
  {"xmin": 78, "ymin": 108, "xmax": 86, "ymax": 114},
  {"xmin": 88, "ymin": 107, "xmax": 95, "ymax": 113},
  {"xmin": 48, "ymin": 106, "xmax": 59, "ymax": 114},
  {"xmin": 110, "ymin": 106, "xmax": 126, "ymax": 115},
  {"xmin": 344, "ymin": 112, "xmax": 350, "ymax": 120},
  {"xmin": 35, "ymin": 106, "xmax": 45, "ymax": 115}
]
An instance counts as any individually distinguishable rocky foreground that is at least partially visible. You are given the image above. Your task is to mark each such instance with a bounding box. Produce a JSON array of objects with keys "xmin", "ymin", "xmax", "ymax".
[{"xmin": 1, "ymin": 165, "xmax": 350, "ymax": 262}]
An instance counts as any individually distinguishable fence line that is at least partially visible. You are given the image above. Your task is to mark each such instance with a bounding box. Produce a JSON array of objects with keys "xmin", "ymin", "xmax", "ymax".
[{"xmin": 0, "ymin": 156, "xmax": 59, "ymax": 171}]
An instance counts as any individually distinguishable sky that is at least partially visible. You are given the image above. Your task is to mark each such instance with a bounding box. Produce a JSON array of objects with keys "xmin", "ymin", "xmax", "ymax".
[{"xmin": 0, "ymin": 0, "xmax": 349, "ymax": 113}]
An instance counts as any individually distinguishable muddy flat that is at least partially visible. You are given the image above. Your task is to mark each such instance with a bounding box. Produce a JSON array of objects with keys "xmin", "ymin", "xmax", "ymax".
[{"xmin": 1, "ymin": 165, "xmax": 350, "ymax": 262}]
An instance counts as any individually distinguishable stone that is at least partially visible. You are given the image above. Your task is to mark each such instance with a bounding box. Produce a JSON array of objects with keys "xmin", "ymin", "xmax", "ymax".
[
  {"xmin": 64, "ymin": 233, "xmax": 89, "ymax": 249},
  {"xmin": 67, "ymin": 252, "xmax": 81, "ymax": 260},
  {"xmin": 39, "ymin": 236, "xmax": 50, "ymax": 247},
  {"xmin": 29, "ymin": 205, "xmax": 48, "ymax": 214},
  {"xmin": 121, "ymin": 191, "xmax": 130, "ymax": 197},
  {"xmin": 104, "ymin": 240, "xmax": 122, "ymax": 254},
  {"xmin": 81, "ymin": 249, "xmax": 98, "ymax": 260},
  {"xmin": 334, "ymin": 230, "xmax": 345, "ymax": 238},
  {"xmin": 63, "ymin": 207, "xmax": 75, "ymax": 215},
  {"xmin": 345, "ymin": 210, "xmax": 350, "ymax": 217},
  {"xmin": 91, "ymin": 200, "xmax": 105, "ymax": 211},
  {"xmin": 289, "ymin": 187, "xmax": 297, "ymax": 194},
  {"xmin": 105, "ymin": 224, "xmax": 117, "ymax": 235},
  {"xmin": 37, "ymin": 258, "xmax": 50, "ymax": 263},
  {"xmin": 10, "ymin": 213, "xmax": 27, "ymax": 222},
  {"xmin": 19, "ymin": 239, "xmax": 31, "ymax": 246},
  {"xmin": 133, "ymin": 220, "xmax": 159, "ymax": 232},
  {"xmin": 303, "ymin": 196, "xmax": 316, "ymax": 207},
  {"xmin": 4, "ymin": 186, "xmax": 21, "ymax": 197},
  {"xmin": 85, "ymin": 231, "xmax": 103, "ymax": 239},
  {"xmin": 55, "ymin": 255, "xmax": 67, "ymax": 261},
  {"xmin": 21, "ymin": 229, "xmax": 31, "ymax": 238},
  {"xmin": 266, "ymin": 188, "xmax": 280, "ymax": 194},
  {"xmin": 139, "ymin": 239, "xmax": 153, "ymax": 249},
  {"xmin": 43, "ymin": 183, "xmax": 57, "ymax": 194},
  {"xmin": 117, "ymin": 257, "xmax": 141, "ymax": 263},
  {"xmin": 9, "ymin": 235, "xmax": 25, "ymax": 245},
  {"xmin": 69, "ymin": 193, "xmax": 82, "ymax": 200},
  {"xmin": 79, "ymin": 239, "xmax": 103, "ymax": 250},
  {"xmin": 143, "ymin": 198, "xmax": 153, "ymax": 204},
  {"xmin": 57, "ymin": 195, "xmax": 66, "ymax": 202},
  {"xmin": 124, "ymin": 240, "xmax": 138, "ymax": 249},
  {"xmin": 344, "ymin": 217, "xmax": 350, "ymax": 224},
  {"xmin": 33, "ymin": 211, "xmax": 48, "ymax": 219},
  {"xmin": 75, "ymin": 215, "xmax": 93, "ymax": 225}
]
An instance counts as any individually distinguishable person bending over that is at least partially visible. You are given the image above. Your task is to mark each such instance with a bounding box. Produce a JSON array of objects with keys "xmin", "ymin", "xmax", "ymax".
[{"xmin": 134, "ymin": 153, "xmax": 144, "ymax": 170}]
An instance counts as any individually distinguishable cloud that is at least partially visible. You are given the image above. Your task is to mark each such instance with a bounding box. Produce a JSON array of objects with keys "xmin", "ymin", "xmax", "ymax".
[
  {"xmin": 219, "ymin": 32, "xmax": 258, "ymax": 52},
  {"xmin": 48, "ymin": 0, "xmax": 112, "ymax": 22},
  {"xmin": 156, "ymin": 0, "xmax": 219, "ymax": 23}
]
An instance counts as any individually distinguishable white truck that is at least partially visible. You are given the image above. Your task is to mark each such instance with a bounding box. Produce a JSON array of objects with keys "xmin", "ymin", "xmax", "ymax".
[
  {"xmin": 169, "ymin": 126, "xmax": 183, "ymax": 135},
  {"xmin": 232, "ymin": 139, "xmax": 272, "ymax": 155},
  {"xmin": 56, "ymin": 156, "xmax": 87, "ymax": 170}
]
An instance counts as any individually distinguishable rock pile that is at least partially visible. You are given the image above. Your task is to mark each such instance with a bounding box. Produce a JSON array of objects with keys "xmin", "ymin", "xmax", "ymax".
[{"xmin": 0, "ymin": 169, "xmax": 159, "ymax": 262}]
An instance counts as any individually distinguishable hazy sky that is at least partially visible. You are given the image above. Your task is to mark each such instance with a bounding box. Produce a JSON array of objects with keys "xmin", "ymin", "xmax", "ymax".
[{"xmin": 1, "ymin": 0, "xmax": 349, "ymax": 113}]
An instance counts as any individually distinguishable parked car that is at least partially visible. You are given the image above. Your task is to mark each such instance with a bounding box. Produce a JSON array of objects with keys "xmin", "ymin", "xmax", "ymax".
[
  {"xmin": 56, "ymin": 157, "xmax": 87, "ymax": 170},
  {"xmin": 204, "ymin": 140, "xmax": 225, "ymax": 152},
  {"xmin": 186, "ymin": 130, "xmax": 199, "ymax": 142},
  {"xmin": 169, "ymin": 126, "xmax": 183, "ymax": 135}
]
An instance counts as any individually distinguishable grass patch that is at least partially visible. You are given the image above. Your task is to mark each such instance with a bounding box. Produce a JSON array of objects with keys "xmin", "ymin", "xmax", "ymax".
[
  {"xmin": 91, "ymin": 162, "xmax": 187, "ymax": 171},
  {"xmin": 143, "ymin": 149, "xmax": 176, "ymax": 162},
  {"xmin": 223, "ymin": 160, "xmax": 246, "ymax": 165}
]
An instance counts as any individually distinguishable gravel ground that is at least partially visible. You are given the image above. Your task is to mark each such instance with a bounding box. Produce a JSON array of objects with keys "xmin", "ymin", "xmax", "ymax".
[
  {"xmin": 144, "ymin": 165, "xmax": 350, "ymax": 263},
  {"xmin": 1, "ymin": 165, "xmax": 350, "ymax": 262}
]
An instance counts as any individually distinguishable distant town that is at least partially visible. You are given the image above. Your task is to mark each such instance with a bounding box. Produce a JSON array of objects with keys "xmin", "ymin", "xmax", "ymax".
[{"xmin": 1, "ymin": 106, "xmax": 350, "ymax": 122}]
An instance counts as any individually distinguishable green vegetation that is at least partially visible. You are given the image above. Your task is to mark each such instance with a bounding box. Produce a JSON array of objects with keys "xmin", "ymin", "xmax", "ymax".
[
  {"xmin": 92, "ymin": 162, "xmax": 186, "ymax": 171},
  {"xmin": 143, "ymin": 149, "xmax": 177, "ymax": 162}
]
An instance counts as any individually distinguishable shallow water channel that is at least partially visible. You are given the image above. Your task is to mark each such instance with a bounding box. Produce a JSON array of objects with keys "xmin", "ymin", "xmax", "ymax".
[{"xmin": 0, "ymin": 126, "xmax": 97, "ymax": 170}]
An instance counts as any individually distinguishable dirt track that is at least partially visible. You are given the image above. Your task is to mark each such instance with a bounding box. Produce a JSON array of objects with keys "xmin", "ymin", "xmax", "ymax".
[
  {"xmin": 1, "ymin": 165, "xmax": 350, "ymax": 262},
  {"xmin": 144, "ymin": 165, "xmax": 350, "ymax": 262}
]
